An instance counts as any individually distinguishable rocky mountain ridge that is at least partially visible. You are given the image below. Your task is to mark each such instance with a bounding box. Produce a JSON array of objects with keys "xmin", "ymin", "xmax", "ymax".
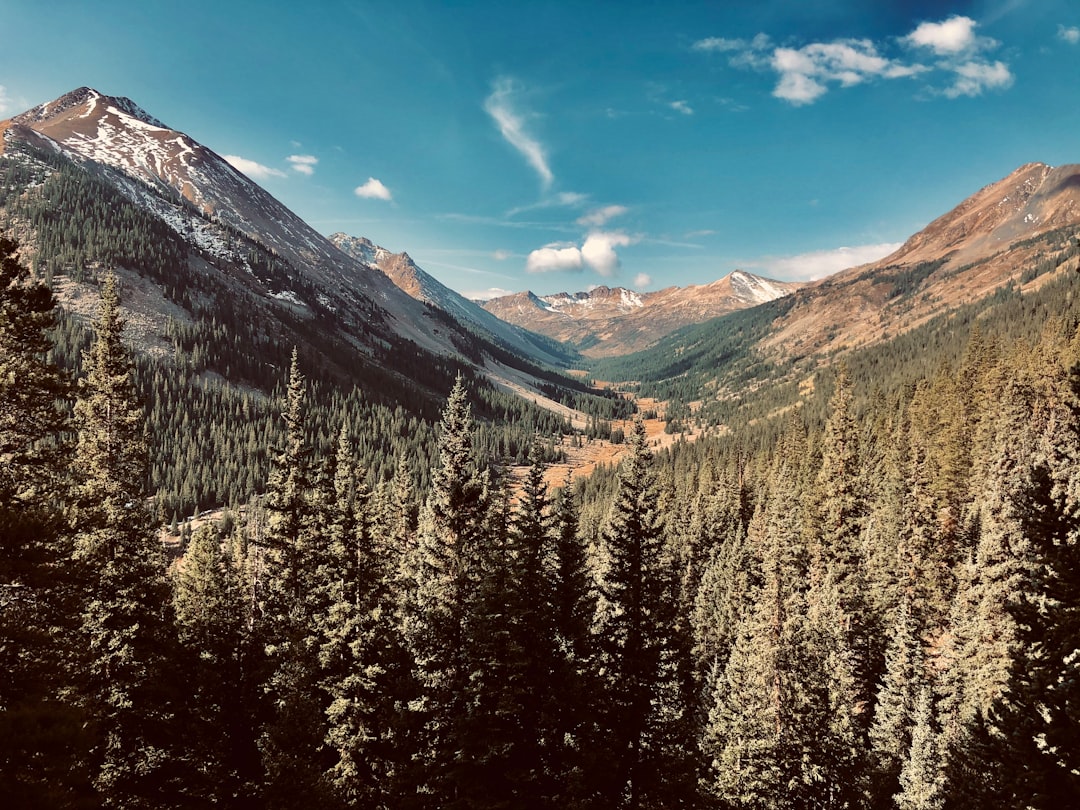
[
  {"xmin": 329, "ymin": 232, "xmax": 572, "ymax": 367},
  {"xmin": 0, "ymin": 87, "xmax": 573, "ymax": 401},
  {"xmin": 482, "ymin": 271, "xmax": 802, "ymax": 357},
  {"xmin": 763, "ymin": 161, "xmax": 1080, "ymax": 358}
]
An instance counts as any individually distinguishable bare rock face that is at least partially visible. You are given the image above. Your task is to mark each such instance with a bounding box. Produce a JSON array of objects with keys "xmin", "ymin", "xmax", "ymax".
[{"xmin": 329, "ymin": 232, "xmax": 570, "ymax": 366}]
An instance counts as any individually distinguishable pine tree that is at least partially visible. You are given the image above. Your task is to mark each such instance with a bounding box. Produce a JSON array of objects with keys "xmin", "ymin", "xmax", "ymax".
[
  {"xmin": 70, "ymin": 272, "xmax": 180, "ymax": 807},
  {"xmin": 549, "ymin": 476, "xmax": 600, "ymax": 803},
  {"xmin": 499, "ymin": 441, "xmax": 560, "ymax": 805},
  {"xmin": 256, "ymin": 349, "xmax": 335, "ymax": 808},
  {"xmin": 398, "ymin": 373, "xmax": 492, "ymax": 806},
  {"xmin": 321, "ymin": 424, "xmax": 409, "ymax": 807},
  {"xmin": 801, "ymin": 365, "xmax": 871, "ymax": 806},
  {"xmin": 173, "ymin": 522, "xmax": 260, "ymax": 805},
  {"xmin": 0, "ymin": 238, "xmax": 91, "ymax": 805},
  {"xmin": 702, "ymin": 446, "xmax": 805, "ymax": 810},
  {"xmin": 593, "ymin": 419, "xmax": 694, "ymax": 809},
  {"xmin": 895, "ymin": 685, "xmax": 944, "ymax": 810},
  {"xmin": 868, "ymin": 593, "xmax": 924, "ymax": 807}
]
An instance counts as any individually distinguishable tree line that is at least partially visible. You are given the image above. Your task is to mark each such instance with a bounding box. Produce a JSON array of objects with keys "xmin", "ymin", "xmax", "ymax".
[{"xmin": 3, "ymin": 234, "xmax": 1079, "ymax": 808}]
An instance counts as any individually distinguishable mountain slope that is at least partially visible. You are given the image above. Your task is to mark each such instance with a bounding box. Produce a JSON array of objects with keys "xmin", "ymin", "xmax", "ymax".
[
  {"xmin": 329, "ymin": 232, "xmax": 576, "ymax": 367},
  {"xmin": 0, "ymin": 87, "xmax": 575, "ymax": 399},
  {"xmin": 764, "ymin": 161, "xmax": 1080, "ymax": 358},
  {"xmin": 482, "ymin": 271, "xmax": 801, "ymax": 357},
  {"xmin": 591, "ymin": 161, "xmax": 1080, "ymax": 435}
]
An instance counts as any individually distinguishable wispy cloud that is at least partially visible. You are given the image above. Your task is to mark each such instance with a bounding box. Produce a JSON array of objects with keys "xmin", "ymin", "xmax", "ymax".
[
  {"xmin": 670, "ymin": 99, "xmax": 694, "ymax": 115},
  {"xmin": 492, "ymin": 249, "xmax": 514, "ymax": 261},
  {"xmin": 633, "ymin": 273, "xmax": 653, "ymax": 289},
  {"xmin": 506, "ymin": 191, "xmax": 589, "ymax": 218},
  {"xmin": 0, "ymin": 85, "xmax": 11, "ymax": 115},
  {"xmin": 1058, "ymin": 24, "xmax": 1080, "ymax": 45},
  {"xmin": 484, "ymin": 78, "xmax": 554, "ymax": 190},
  {"xmin": 287, "ymin": 154, "xmax": 318, "ymax": 175},
  {"xmin": 224, "ymin": 155, "xmax": 286, "ymax": 179},
  {"xmin": 526, "ymin": 231, "xmax": 639, "ymax": 277},
  {"xmin": 577, "ymin": 205, "xmax": 628, "ymax": 228},
  {"xmin": 753, "ymin": 242, "xmax": 902, "ymax": 281},
  {"xmin": 941, "ymin": 60, "xmax": 1013, "ymax": 98},
  {"xmin": 693, "ymin": 15, "xmax": 1013, "ymax": 105},
  {"xmin": 355, "ymin": 177, "xmax": 393, "ymax": 201}
]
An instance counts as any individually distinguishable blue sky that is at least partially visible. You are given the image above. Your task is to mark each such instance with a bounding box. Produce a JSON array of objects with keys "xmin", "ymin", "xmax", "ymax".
[{"xmin": 2, "ymin": 1, "xmax": 1079, "ymax": 298}]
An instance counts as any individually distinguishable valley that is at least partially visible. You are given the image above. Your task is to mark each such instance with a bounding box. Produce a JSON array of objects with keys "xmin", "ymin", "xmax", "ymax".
[{"xmin": 4, "ymin": 80, "xmax": 1080, "ymax": 810}]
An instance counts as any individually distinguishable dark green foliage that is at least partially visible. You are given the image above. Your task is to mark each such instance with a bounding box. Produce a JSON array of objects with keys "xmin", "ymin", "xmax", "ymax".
[
  {"xmin": 0, "ymin": 238, "xmax": 92, "ymax": 807},
  {"xmin": 593, "ymin": 420, "xmax": 697, "ymax": 808},
  {"xmin": 70, "ymin": 273, "xmax": 182, "ymax": 807}
]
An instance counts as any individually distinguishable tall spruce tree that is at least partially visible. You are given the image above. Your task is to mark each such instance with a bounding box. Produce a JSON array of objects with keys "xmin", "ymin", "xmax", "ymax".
[
  {"xmin": 256, "ymin": 349, "xmax": 335, "ymax": 808},
  {"xmin": 701, "ymin": 418, "xmax": 812, "ymax": 810},
  {"xmin": 70, "ymin": 272, "xmax": 180, "ymax": 808},
  {"xmin": 173, "ymin": 522, "xmax": 260, "ymax": 806},
  {"xmin": 868, "ymin": 593, "xmax": 925, "ymax": 808},
  {"xmin": 398, "ymin": 373, "xmax": 491, "ymax": 806},
  {"xmin": 593, "ymin": 419, "xmax": 694, "ymax": 809},
  {"xmin": 550, "ymin": 476, "xmax": 599, "ymax": 803},
  {"xmin": 0, "ymin": 238, "xmax": 90, "ymax": 806},
  {"xmin": 321, "ymin": 423, "xmax": 410, "ymax": 807}
]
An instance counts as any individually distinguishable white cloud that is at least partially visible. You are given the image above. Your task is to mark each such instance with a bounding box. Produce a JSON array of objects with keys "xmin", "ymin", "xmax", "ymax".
[
  {"xmin": 696, "ymin": 16, "xmax": 1016, "ymax": 105},
  {"xmin": 463, "ymin": 287, "xmax": 515, "ymax": 302},
  {"xmin": 670, "ymin": 99, "xmax": 694, "ymax": 115},
  {"xmin": 224, "ymin": 155, "xmax": 286, "ymax": 179},
  {"xmin": 492, "ymin": 249, "xmax": 513, "ymax": 261},
  {"xmin": 943, "ymin": 60, "xmax": 1013, "ymax": 97},
  {"xmin": 525, "ymin": 230, "xmax": 638, "ymax": 276},
  {"xmin": 692, "ymin": 36, "xmax": 748, "ymax": 53},
  {"xmin": 771, "ymin": 40, "xmax": 925, "ymax": 105},
  {"xmin": 756, "ymin": 242, "xmax": 903, "ymax": 281},
  {"xmin": 287, "ymin": 154, "xmax": 318, "ymax": 175},
  {"xmin": 484, "ymin": 77, "xmax": 554, "ymax": 190},
  {"xmin": 1058, "ymin": 25, "xmax": 1080, "ymax": 45},
  {"xmin": 355, "ymin": 177, "xmax": 392, "ymax": 201},
  {"xmin": 577, "ymin": 205, "xmax": 628, "ymax": 228},
  {"xmin": 904, "ymin": 16, "xmax": 982, "ymax": 55},
  {"xmin": 633, "ymin": 273, "xmax": 653, "ymax": 289},
  {"xmin": 581, "ymin": 231, "xmax": 636, "ymax": 276},
  {"xmin": 526, "ymin": 244, "xmax": 584, "ymax": 273}
]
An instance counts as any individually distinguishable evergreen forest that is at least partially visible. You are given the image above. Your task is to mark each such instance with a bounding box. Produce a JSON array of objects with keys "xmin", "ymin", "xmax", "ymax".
[{"xmin": 2, "ymin": 228, "xmax": 1080, "ymax": 810}]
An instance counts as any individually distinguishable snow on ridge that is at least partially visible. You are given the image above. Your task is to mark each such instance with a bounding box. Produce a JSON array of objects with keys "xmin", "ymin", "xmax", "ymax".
[{"xmin": 730, "ymin": 271, "xmax": 790, "ymax": 303}]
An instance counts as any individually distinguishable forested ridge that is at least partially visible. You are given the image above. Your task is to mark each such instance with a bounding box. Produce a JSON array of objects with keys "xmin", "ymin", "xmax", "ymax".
[
  {"xmin": 0, "ymin": 142, "xmax": 633, "ymax": 519},
  {"xmin": 3, "ymin": 221, "xmax": 1080, "ymax": 810}
]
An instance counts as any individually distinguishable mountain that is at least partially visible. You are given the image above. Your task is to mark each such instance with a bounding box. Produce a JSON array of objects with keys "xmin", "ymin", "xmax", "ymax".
[
  {"xmin": 0, "ymin": 87, "xmax": 570, "ymax": 395},
  {"xmin": 763, "ymin": 161, "xmax": 1080, "ymax": 358},
  {"xmin": 482, "ymin": 271, "xmax": 802, "ymax": 357},
  {"xmin": 591, "ymin": 161, "xmax": 1080, "ymax": 435},
  {"xmin": 328, "ymin": 232, "xmax": 575, "ymax": 367}
]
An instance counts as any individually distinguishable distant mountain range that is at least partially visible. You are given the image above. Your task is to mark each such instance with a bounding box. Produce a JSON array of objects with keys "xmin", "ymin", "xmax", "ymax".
[
  {"xmin": 3, "ymin": 86, "xmax": 1080, "ymax": 420},
  {"xmin": 481, "ymin": 272, "xmax": 802, "ymax": 357}
]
